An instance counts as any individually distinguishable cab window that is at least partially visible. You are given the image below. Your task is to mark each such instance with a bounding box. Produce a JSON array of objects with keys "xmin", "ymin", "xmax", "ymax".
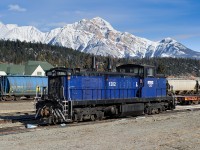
[{"xmin": 147, "ymin": 68, "xmax": 154, "ymax": 77}]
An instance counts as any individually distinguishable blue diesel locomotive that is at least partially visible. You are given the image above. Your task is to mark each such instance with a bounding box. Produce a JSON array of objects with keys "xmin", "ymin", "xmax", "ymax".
[{"xmin": 35, "ymin": 64, "xmax": 175, "ymax": 124}]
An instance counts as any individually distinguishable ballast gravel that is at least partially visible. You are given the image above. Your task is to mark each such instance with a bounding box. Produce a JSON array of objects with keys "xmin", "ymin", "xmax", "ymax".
[{"xmin": 1, "ymin": 110, "xmax": 200, "ymax": 150}]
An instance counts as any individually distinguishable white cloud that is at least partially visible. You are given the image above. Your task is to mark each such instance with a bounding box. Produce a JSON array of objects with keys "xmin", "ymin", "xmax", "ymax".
[{"xmin": 8, "ymin": 4, "xmax": 27, "ymax": 12}]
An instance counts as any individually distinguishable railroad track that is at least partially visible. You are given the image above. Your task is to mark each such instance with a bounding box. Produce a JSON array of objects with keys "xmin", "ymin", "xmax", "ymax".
[
  {"xmin": 0, "ymin": 99, "xmax": 35, "ymax": 103},
  {"xmin": 0, "ymin": 111, "xmax": 35, "ymax": 124},
  {"xmin": 1, "ymin": 107, "xmax": 200, "ymax": 136}
]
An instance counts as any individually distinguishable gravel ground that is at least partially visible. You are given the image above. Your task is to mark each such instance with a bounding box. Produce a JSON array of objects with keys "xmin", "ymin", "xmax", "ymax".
[
  {"xmin": 1, "ymin": 110, "xmax": 200, "ymax": 150},
  {"xmin": 0, "ymin": 101, "xmax": 35, "ymax": 113}
]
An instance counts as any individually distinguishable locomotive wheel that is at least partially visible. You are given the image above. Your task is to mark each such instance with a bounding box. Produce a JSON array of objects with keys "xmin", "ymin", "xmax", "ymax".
[
  {"xmin": 0, "ymin": 97, "xmax": 5, "ymax": 101},
  {"xmin": 146, "ymin": 107, "xmax": 160, "ymax": 115},
  {"xmin": 193, "ymin": 101, "xmax": 199, "ymax": 105},
  {"xmin": 73, "ymin": 113, "xmax": 83, "ymax": 122},
  {"xmin": 73, "ymin": 114, "xmax": 79, "ymax": 122},
  {"xmin": 78, "ymin": 115, "xmax": 83, "ymax": 122},
  {"xmin": 151, "ymin": 108, "xmax": 157, "ymax": 114},
  {"xmin": 4, "ymin": 96, "xmax": 16, "ymax": 101},
  {"xmin": 12, "ymin": 96, "xmax": 17, "ymax": 101},
  {"xmin": 90, "ymin": 115, "xmax": 96, "ymax": 121},
  {"xmin": 97, "ymin": 111, "xmax": 104, "ymax": 120},
  {"xmin": 155, "ymin": 108, "xmax": 159, "ymax": 114},
  {"xmin": 147, "ymin": 108, "xmax": 152, "ymax": 115},
  {"xmin": 51, "ymin": 117, "xmax": 57, "ymax": 125}
]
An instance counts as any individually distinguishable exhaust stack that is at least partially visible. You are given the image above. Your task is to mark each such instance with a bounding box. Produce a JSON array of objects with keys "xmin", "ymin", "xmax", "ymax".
[
  {"xmin": 108, "ymin": 57, "xmax": 112, "ymax": 72},
  {"xmin": 92, "ymin": 56, "xmax": 96, "ymax": 71}
]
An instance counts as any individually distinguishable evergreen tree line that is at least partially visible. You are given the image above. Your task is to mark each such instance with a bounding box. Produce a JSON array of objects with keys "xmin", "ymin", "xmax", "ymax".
[{"xmin": 0, "ymin": 40, "xmax": 200, "ymax": 77}]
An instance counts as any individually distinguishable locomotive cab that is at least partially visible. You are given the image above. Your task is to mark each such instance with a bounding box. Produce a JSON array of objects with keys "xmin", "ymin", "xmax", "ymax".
[
  {"xmin": 116, "ymin": 64, "xmax": 155, "ymax": 78},
  {"xmin": 117, "ymin": 64, "xmax": 166, "ymax": 98}
]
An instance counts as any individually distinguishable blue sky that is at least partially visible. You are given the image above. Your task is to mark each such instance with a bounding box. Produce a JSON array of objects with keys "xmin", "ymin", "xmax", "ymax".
[{"xmin": 0, "ymin": 0, "xmax": 200, "ymax": 51}]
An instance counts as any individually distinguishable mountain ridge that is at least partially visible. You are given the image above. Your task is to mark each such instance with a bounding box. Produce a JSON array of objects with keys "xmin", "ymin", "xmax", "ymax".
[{"xmin": 0, "ymin": 17, "xmax": 200, "ymax": 58}]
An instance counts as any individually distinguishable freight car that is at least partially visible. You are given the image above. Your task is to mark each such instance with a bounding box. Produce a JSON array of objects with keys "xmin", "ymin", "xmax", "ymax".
[
  {"xmin": 167, "ymin": 78, "xmax": 200, "ymax": 104},
  {"xmin": 35, "ymin": 64, "xmax": 175, "ymax": 124},
  {"xmin": 0, "ymin": 76, "xmax": 48, "ymax": 101}
]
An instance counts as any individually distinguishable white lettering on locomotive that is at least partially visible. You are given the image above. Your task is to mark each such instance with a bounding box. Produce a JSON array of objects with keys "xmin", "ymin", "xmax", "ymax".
[
  {"xmin": 109, "ymin": 82, "xmax": 116, "ymax": 87},
  {"xmin": 147, "ymin": 81, "xmax": 154, "ymax": 87}
]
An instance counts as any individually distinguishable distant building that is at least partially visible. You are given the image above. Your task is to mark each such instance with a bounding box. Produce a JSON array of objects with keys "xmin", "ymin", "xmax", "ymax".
[
  {"xmin": 7, "ymin": 64, "xmax": 25, "ymax": 75},
  {"xmin": 0, "ymin": 61, "xmax": 54, "ymax": 76},
  {"xmin": 0, "ymin": 64, "xmax": 9, "ymax": 75},
  {"xmin": 25, "ymin": 61, "xmax": 54, "ymax": 76},
  {"xmin": 0, "ymin": 71, "xmax": 6, "ymax": 76}
]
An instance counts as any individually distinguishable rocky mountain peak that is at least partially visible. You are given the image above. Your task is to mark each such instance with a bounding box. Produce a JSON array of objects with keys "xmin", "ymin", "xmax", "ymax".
[
  {"xmin": 90, "ymin": 17, "xmax": 115, "ymax": 31},
  {"xmin": 0, "ymin": 17, "xmax": 199, "ymax": 59},
  {"xmin": 160, "ymin": 37, "xmax": 177, "ymax": 44}
]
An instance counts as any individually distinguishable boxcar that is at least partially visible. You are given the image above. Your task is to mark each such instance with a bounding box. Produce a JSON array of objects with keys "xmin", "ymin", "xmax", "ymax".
[
  {"xmin": 167, "ymin": 78, "xmax": 200, "ymax": 104},
  {"xmin": 167, "ymin": 79, "xmax": 198, "ymax": 94},
  {"xmin": 0, "ymin": 76, "xmax": 48, "ymax": 100}
]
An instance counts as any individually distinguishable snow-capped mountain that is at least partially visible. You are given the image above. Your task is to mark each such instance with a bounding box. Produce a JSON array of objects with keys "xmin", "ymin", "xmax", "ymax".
[{"xmin": 0, "ymin": 18, "xmax": 199, "ymax": 58}]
